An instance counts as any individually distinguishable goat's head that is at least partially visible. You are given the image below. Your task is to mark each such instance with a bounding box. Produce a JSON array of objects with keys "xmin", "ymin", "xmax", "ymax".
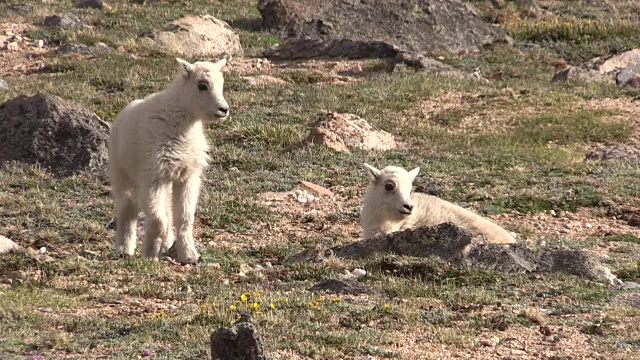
[
  {"xmin": 363, "ymin": 163, "xmax": 420, "ymax": 218},
  {"xmin": 175, "ymin": 57, "xmax": 230, "ymax": 122}
]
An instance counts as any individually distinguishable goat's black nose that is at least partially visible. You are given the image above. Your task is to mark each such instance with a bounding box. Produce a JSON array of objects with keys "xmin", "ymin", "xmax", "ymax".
[
  {"xmin": 219, "ymin": 107, "xmax": 229, "ymax": 114},
  {"xmin": 403, "ymin": 204, "xmax": 414, "ymax": 211}
]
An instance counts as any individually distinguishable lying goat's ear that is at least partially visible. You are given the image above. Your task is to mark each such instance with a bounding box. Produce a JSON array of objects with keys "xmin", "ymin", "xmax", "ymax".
[
  {"xmin": 214, "ymin": 57, "xmax": 228, "ymax": 70},
  {"xmin": 408, "ymin": 167, "xmax": 420, "ymax": 182},
  {"xmin": 363, "ymin": 163, "xmax": 381, "ymax": 182},
  {"xmin": 176, "ymin": 58, "xmax": 193, "ymax": 79}
]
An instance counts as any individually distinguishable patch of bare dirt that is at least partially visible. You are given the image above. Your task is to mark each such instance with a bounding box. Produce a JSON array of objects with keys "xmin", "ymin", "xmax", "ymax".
[
  {"xmin": 0, "ymin": 23, "xmax": 51, "ymax": 77},
  {"xmin": 226, "ymin": 57, "xmax": 383, "ymax": 84},
  {"xmin": 492, "ymin": 207, "xmax": 640, "ymax": 242}
]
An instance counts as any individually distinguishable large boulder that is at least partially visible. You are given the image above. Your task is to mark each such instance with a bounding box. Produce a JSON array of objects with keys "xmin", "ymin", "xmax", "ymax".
[
  {"xmin": 258, "ymin": 0, "xmax": 512, "ymax": 60},
  {"xmin": 144, "ymin": 15, "xmax": 243, "ymax": 59},
  {"xmin": 210, "ymin": 314, "xmax": 266, "ymax": 360},
  {"xmin": 0, "ymin": 93, "xmax": 110, "ymax": 177}
]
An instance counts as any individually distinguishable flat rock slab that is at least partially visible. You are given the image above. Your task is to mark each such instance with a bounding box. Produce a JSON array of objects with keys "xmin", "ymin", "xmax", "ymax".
[
  {"xmin": 258, "ymin": 0, "xmax": 512, "ymax": 60},
  {"xmin": 0, "ymin": 93, "xmax": 110, "ymax": 177},
  {"xmin": 144, "ymin": 15, "xmax": 243, "ymax": 59},
  {"xmin": 285, "ymin": 223, "xmax": 621, "ymax": 285}
]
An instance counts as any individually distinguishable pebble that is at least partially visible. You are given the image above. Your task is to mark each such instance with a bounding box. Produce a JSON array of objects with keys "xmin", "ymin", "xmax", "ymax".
[
  {"xmin": 480, "ymin": 336, "xmax": 499, "ymax": 347},
  {"xmin": 38, "ymin": 247, "xmax": 47, "ymax": 254}
]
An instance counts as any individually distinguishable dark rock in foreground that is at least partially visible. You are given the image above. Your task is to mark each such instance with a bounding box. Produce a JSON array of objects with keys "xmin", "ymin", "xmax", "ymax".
[
  {"xmin": 210, "ymin": 314, "xmax": 266, "ymax": 360},
  {"xmin": 285, "ymin": 223, "xmax": 621, "ymax": 285},
  {"xmin": 0, "ymin": 93, "xmax": 110, "ymax": 177}
]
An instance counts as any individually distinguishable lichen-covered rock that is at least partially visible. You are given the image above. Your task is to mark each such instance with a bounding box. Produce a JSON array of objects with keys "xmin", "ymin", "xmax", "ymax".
[
  {"xmin": 286, "ymin": 112, "xmax": 398, "ymax": 153},
  {"xmin": 0, "ymin": 93, "xmax": 110, "ymax": 177},
  {"xmin": 144, "ymin": 15, "xmax": 243, "ymax": 59}
]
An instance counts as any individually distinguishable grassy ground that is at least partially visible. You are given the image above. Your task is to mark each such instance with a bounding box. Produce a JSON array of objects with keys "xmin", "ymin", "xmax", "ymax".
[{"xmin": 1, "ymin": 0, "xmax": 640, "ymax": 359}]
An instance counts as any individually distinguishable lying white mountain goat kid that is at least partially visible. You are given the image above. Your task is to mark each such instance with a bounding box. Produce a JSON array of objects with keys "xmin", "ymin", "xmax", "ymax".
[
  {"xmin": 361, "ymin": 164, "xmax": 517, "ymax": 244},
  {"xmin": 108, "ymin": 58, "xmax": 230, "ymax": 264}
]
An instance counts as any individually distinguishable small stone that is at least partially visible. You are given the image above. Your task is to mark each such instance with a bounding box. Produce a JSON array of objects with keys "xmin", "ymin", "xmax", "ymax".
[
  {"xmin": 5, "ymin": 42, "xmax": 19, "ymax": 51},
  {"xmin": 348, "ymin": 64, "xmax": 363, "ymax": 74},
  {"xmin": 549, "ymin": 210, "xmax": 556, "ymax": 216},
  {"xmin": 34, "ymin": 40, "xmax": 44, "ymax": 48},
  {"xmin": 0, "ymin": 79, "xmax": 8, "ymax": 91},
  {"xmin": 480, "ymin": 336, "xmax": 499, "ymax": 347},
  {"xmin": 351, "ymin": 268, "xmax": 366, "ymax": 278},
  {"xmin": 38, "ymin": 247, "xmax": 47, "ymax": 254},
  {"xmin": 299, "ymin": 180, "xmax": 334, "ymax": 197},
  {"xmin": 229, "ymin": 166, "xmax": 240, "ymax": 172},
  {"xmin": 44, "ymin": 13, "xmax": 86, "ymax": 28}
]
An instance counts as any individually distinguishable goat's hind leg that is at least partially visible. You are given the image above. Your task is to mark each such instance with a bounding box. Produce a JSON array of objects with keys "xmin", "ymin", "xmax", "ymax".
[{"xmin": 113, "ymin": 189, "xmax": 139, "ymax": 257}]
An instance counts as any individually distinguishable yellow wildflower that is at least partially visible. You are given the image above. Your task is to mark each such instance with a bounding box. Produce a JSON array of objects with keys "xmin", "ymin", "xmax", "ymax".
[
  {"xmin": 253, "ymin": 302, "xmax": 260, "ymax": 310},
  {"xmin": 230, "ymin": 304, "xmax": 237, "ymax": 311},
  {"xmin": 384, "ymin": 304, "xmax": 391, "ymax": 309},
  {"xmin": 241, "ymin": 293, "xmax": 249, "ymax": 302},
  {"xmin": 270, "ymin": 303, "xmax": 276, "ymax": 309}
]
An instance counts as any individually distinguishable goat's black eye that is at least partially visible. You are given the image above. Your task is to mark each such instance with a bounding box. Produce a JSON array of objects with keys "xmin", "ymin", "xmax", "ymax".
[
  {"xmin": 198, "ymin": 82, "xmax": 209, "ymax": 91},
  {"xmin": 385, "ymin": 183, "xmax": 395, "ymax": 191}
]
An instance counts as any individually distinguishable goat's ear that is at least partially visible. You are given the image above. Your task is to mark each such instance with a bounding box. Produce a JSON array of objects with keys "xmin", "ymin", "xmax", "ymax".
[
  {"xmin": 408, "ymin": 167, "xmax": 420, "ymax": 182},
  {"xmin": 176, "ymin": 58, "xmax": 193, "ymax": 78},
  {"xmin": 363, "ymin": 163, "xmax": 381, "ymax": 182},
  {"xmin": 214, "ymin": 57, "xmax": 228, "ymax": 70}
]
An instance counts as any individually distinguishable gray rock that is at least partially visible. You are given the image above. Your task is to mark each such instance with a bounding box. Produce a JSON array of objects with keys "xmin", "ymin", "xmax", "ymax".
[
  {"xmin": 58, "ymin": 42, "xmax": 113, "ymax": 56},
  {"xmin": 309, "ymin": 279, "xmax": 392, "ymax": 296},
  {"xmin": 210, "ymin": 314, "xmax": 266, "ymax": 360},
  {"xmin": 259, "ymin": 0, "xmax": 512, "ymax": 60},
  {"xmin": 552, "ymin": 66, "xmax": 609, "ymax": 83},
  {"xmin": 44, "ymin": 13, "xmax": 86, "ymax": 28},
  {"xmin": 0, "ymin": 79, "xmax": 8, "ymax": 91},
  {"xmin": 8, "ymin": 4, "xmax": 34, "ymax": 13},
  {"xmin": 585, "ymin": 144, "xmax": 640, "ymax": 163},
  {"xmin": 387, "ymin": 51, "xmax": 463, "ymax": 75},
  {"xmin": 615, "ymin": 68, "xmax": 636, "ymax": 86},
  {"xmin": 0, "ymin": 93, "xmax": 111, "ymax": 177},
  {"xmin": 285, "ymin": 223, "xmax": 622, "ymax": 285},
  {"xmin": 75, "ymin": 0, "xmax": 104, "ymax": 9}
]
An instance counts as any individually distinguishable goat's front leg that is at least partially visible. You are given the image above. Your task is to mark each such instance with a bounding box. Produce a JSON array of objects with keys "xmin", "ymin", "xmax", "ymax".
[
  {"xmin": 141, "ymin": 180, "xmax": 172, "ymax": 261},
  {"xmin": 171, "ymin": 174, "xmax": 202, "ymax": 264}
]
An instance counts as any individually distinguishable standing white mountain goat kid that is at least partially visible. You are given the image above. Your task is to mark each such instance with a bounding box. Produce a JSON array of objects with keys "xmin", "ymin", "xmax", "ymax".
[
  {"xmin": 360, "ymin": 164, "xmax": 517, "ymax": 244},
  {"xmin": 108, "ymin": 58, "xmax": 230, "ymax": 264}
]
